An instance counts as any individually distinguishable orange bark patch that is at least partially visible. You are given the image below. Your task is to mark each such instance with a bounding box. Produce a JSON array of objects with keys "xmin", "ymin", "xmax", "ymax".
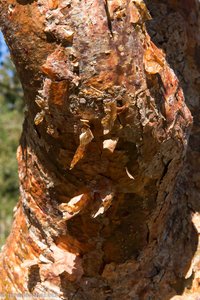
[{"xmin": 144, "ymin": 41, "xmax": 165, "ymax": 74}]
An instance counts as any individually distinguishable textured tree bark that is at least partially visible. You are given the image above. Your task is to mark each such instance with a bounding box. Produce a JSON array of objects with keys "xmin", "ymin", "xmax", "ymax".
[{"xmin": 0, "ymin": 0, "xmax": 199, "ymax": 299}]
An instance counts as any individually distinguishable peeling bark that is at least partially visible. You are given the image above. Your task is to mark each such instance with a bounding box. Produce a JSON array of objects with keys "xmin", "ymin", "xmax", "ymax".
[{"xmin": 0, "ymin": 0, "xmax": 199, "ymax": 299}]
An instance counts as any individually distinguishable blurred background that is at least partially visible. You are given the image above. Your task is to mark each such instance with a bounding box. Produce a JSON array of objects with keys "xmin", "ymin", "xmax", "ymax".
[{"xmin": 0, "ymin": 32, "xmax": 23, "ymax": 247}]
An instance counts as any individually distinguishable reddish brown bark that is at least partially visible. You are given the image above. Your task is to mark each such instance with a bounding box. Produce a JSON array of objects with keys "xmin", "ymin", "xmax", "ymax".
[{"xmin": 0, "ymin": 0, "xmax": 199, "ymax": 299}]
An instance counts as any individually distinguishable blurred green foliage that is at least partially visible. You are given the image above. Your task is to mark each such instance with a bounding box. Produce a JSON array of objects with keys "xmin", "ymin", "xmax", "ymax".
[{"xmin": 0, "ymin": 53, "xmax": 23, "ymax": 246}]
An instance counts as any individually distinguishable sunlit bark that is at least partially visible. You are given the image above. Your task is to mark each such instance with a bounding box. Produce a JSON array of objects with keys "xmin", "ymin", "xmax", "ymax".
[{"xmin": 0, "ymin": 0, "xmax": 199, "ymax": 299}]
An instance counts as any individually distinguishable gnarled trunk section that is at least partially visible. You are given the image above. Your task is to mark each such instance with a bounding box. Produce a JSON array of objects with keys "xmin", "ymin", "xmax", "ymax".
[{"xmin": 0, "ymin": 0, "xmax": 199, "ymax": 299}]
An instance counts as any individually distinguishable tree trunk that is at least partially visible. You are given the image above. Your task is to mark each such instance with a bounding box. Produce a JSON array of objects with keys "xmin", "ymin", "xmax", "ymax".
[{"xmin": 0, "ymin": 0, "xmax": 199, "ymax": 299}]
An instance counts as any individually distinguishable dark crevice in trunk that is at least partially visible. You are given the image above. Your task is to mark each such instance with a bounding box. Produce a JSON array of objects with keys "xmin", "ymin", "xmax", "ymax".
[
  {"xmin": 104, "ymin": 0, "xmax": 113, "ymax": 37},
  {"xmin": 159, "ymin": 159, "xmax": 172, "ymax": 184}
]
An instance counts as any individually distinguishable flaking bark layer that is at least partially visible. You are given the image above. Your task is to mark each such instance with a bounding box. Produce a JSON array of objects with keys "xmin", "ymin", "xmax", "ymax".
[{"xmin": 0, "ymin": 0, "xmax": 199, "ymax": 299}]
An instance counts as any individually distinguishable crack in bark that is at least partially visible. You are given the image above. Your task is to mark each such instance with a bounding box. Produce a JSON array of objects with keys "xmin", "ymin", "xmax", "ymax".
[
  {"xmin": 159, "ymin": 159, "xmax": 172, "ymax": 184},
  {"xmin": 104, "ymin": 0, "xmax": 113, "ymax": 37},
  {"xmin": 28, "ymin": 264, "xmax": 41, "ymax": 293}
]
